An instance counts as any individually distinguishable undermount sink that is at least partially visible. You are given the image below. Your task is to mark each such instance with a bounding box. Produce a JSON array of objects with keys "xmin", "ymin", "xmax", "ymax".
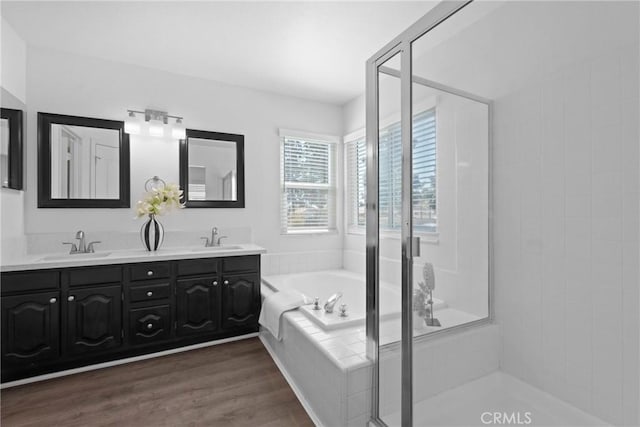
[
  {"xmin": 39, "ymin": 252, "xmax": 112, "ymax": 261},
  {"xmin": 191, "ymin": 245, "xmax": 243, "ymax": 252}
]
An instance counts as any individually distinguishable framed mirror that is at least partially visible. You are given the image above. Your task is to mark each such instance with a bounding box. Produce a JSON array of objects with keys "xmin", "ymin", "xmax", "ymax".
[
  {"xmin": 1, "ymin": 108, "xmax": 23, "ymax": 190},
  {"xmin": 179, "ymin": 129, "xmax": 245, "ymax": 208},
  {"xmin": 37, "ymin": 112, "xmax": 130, "ymax": 208}
]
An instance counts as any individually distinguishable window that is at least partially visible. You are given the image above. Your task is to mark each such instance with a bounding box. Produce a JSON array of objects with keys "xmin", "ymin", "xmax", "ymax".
[
  {"xmin": 346, "ymin": 137, "xmax": 366, "ymax": 228},
  {"xmin": 281, "ymin": 135, "xmax": 337, "ymax": 233},
  {"xmin": 346, "ymin": 109, "xmax": 437, "ymax": 232}
]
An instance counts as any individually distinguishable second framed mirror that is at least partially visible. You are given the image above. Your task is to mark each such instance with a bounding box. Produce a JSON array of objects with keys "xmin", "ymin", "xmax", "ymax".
[{"xmin": 179, "ymin": 129, "xmax": 245, "ymax": 208}]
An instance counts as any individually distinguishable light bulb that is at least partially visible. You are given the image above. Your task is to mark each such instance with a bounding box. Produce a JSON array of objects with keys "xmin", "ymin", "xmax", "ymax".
[
  {"xmin": 172, "ymin": 118, "xmax": 186, "ymax": 139},
  {"xmin": 148, "ymin": 119, "xmax": 165, "ymax": 137},
  {"xmin": 124, "ymin": 111, "xmax": 141, "ymax": 134}
]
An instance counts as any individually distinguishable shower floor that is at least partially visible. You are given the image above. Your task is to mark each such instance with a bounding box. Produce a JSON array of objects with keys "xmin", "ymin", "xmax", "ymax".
[{"xmin": 382, "ymin": 371, "xmax": 607, "ymax": 427}]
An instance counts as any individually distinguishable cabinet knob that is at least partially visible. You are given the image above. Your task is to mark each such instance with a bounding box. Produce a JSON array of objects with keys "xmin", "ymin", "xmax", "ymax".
[
  {"xmin": 147, "ymin": 291, "xmax": 153, "ymax": 297},
  {"xmin": 68, "ymin": 296, "xmax": 75, "ymax": 302},
  {"xmin": 49, "ymin": 297, "xmax": 57, "ymax": 304},
  {"xmin": 212, "ymin": 281, "xmax": 218, "ymax": 286},
  {"xmin": 147, "ymin": 270, "xmax": 154, "ymax": 276},
  {"xmin": 147, "ymin": 323, "xmax": 153, "ymax": 329},
  {"xmin": 223, "ymin": 280, "xmax": 229, "ymax": 285}
]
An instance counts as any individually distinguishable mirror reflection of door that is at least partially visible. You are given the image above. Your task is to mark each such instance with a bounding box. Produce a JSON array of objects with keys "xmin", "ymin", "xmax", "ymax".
[
  {"xmin": 93, "ymin": 143, "xmax": 119, "ymax": 198},
  {"xmin": 50, "ymin": 124, "xmax": 120, "ymax": 199},
  {"xmin": 0, "ymin": 118, "xmax": 9, "ymax": 187},
  {"xmin": 187, "ymin": 138, "xmax": 237, "ymax": 201}
]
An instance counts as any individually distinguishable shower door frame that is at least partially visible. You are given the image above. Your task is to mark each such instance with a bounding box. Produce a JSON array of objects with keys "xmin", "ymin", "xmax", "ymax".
[{"xmin": 365, "ymin": 1, "xmax": 493, "ymax": 426}]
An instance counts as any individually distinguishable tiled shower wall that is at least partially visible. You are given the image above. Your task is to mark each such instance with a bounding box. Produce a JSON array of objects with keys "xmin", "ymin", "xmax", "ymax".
[{"xmin": 493, "ymin": 43, "xmax": 639, "ymax": 425}]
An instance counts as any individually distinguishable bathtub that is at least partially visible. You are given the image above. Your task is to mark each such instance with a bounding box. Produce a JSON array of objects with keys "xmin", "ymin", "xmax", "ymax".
[{"xmin": 262, "ymin": 269, "xmax": 445, "ymax": 330}]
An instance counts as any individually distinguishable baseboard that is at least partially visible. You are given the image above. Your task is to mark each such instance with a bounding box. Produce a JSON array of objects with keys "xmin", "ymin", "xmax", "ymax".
[
  {"xmin": 259, "ymin": 332, "xmax": 324, "ymax": 427},
  {"xmin": 1, "ymin": 332, "xmax": 259, "ymax": 389}
]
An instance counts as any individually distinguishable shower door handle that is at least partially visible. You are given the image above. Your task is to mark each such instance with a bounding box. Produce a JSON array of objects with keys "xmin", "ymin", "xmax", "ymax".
[{"xmin": 411, "ymin": 236, "xmax": 421, "ymax": 258}]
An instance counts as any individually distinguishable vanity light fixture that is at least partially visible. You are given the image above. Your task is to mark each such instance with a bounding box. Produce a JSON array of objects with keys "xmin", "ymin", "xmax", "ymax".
[{"xmin": 125, "ymin": 109, "xmax": 185, "ymax": 139}]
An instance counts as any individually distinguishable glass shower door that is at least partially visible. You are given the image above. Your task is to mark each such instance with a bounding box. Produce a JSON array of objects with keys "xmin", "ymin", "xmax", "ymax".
[
  {"xmin": 369, "ymin": 50, "xmax": 407, "ymax": 426},
  {"xmin": 367, "ymin": 2, "xmax": 491, "ymax": 426}
]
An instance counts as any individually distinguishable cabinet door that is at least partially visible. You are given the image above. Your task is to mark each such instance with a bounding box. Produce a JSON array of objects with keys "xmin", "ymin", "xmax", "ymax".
[
  {"xmin": 128, "ymin": 305, "xmax": 172, "ymax": 346},
  {"xmin": 221, "ymin": 274, "xmax": 260, "ymax": 329},
  {"xmin": 1, "ymin": 291, "xmax": 60, "ymax": 364},
  {"xmin": 176, "ymin": 276, "xmax": 220, "ymax": 337},
  {"xmin": 67, "ymin": 285, "xmax": 122, "ymax": 355}
]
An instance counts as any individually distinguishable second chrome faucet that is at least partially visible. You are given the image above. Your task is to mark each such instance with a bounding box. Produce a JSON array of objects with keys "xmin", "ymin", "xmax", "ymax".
[
  {"xmin": 201, "ymin": 227, "xmax": 228, "ymax": 247},
  {"xmin": 63, "ymin": 230, "xmax": 101, "ymax": 254}
]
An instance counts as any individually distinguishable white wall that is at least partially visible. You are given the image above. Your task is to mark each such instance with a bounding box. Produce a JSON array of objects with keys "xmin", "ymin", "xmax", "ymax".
[
  {"xmin": 0, "ymin": 17, "xmax": 27, "ymax": 262},
  {"xmin": 22, "ymin": 47, "xmax": 344, "ymax": 271},
  {"xmin": 1, "ymin": 17, "xmax": 26, "ymax": 103}
]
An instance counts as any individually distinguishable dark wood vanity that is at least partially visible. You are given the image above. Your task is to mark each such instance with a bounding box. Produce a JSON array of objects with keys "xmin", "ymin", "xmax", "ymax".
[{"xmin": 1, "ymin": 254, "xmax": 261, "ymax": 382}]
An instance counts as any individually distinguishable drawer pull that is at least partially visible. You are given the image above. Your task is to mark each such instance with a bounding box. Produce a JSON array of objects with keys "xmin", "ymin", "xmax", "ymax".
[
  {"xmin": 49, "ymin": 297, "xmax": 57, "ymax": 304},
  {"xmin": 147, "ymin": 270, "xmax": 154, "ymax": 276},
  {"xmin": 147, "ymin": 323, "xmax": 153, "ymax": 329},
  {"xmin": 68, "ymin": 296, "xmax": 75, "ymax": 302},
  {"xmin": 212, "ymin": 281, "xmax": 218, "ymax": 286},
  {"xmin": 223, "ymin": 280, "xmax": 229, "ymax": 285},
  {"xmin": 147, "ymin": 291, "xmax": 153, "ymax": 297}
]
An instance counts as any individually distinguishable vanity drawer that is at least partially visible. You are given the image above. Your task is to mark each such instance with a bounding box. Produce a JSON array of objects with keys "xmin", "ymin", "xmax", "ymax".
[
  {"xmin": 2, "ymin": 270, "xmax": 60, "ymax": 294},
  {"xmin": 129, "ymin": 282, "xmax": 171, "ymax": 303},
  {"xmin": 128, "ymin": 305, "xmax": 172, "ymax": 346},
  {"xmin": 130, "ymin": 263, "xmax": 170, "ymax": 281},
  {"xmin": 69, "ymin": 266, "xmax": 121, "ymax": 286},
  {"xmin": 177, "ymin": 259, "xmax": 218, "ymax": 277},
  {"xmin": 222, "ymin": 256, "xmax": 259, "ymax": 273}
]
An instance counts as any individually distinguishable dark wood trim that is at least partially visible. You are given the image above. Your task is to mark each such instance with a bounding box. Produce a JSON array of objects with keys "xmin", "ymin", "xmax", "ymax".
[
  {"xmin": 37, "ymin": 112, "xmax": 130, "ymax": 208},
  {"xmin": 0, "ymin": 108, "xmax": 23, "ymax": 190},
  {"xmin": 179, "ymin": 128, "xmax": 245, "ymax": 208}
]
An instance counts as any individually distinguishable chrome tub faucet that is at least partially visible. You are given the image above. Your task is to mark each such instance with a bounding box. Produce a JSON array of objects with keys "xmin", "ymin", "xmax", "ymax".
[{"xmin": 324, "ymin": 292, "xmax": 343, "ymax": 313}]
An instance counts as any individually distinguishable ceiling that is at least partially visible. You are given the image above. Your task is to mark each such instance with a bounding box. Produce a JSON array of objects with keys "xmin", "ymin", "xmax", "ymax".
[{"xmin": 1, "ymin": 1, "xmax": 437, "ymax": 105}]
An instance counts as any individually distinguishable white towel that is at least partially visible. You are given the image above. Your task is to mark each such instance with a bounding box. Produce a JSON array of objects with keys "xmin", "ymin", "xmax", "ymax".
[{"xmin": 259, "ymin": 290, "xmax": 311, "ymax": 341}]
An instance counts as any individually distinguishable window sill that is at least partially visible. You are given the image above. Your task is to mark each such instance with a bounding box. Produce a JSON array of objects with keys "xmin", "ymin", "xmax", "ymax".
[{"xmin": 282, "ymin": 229, "xmax": 339, "ymax": 236}]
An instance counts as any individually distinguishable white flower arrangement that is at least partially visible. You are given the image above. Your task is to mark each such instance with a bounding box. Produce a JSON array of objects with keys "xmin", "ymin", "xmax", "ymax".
[{"xmin": 136, "ymin": 182, "xmax": 184, "ymax": 218}]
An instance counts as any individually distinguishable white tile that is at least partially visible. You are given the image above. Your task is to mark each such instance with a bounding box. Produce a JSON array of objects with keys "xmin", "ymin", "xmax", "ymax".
[
  {"xmin": 327, "ymin": 345, "xmax": 357, "ymax": 360},
  {"xmin": 565, "ymin": 194, "xmax": 591, "ymax": 218},
  {"xmin": 622, "ymin": 193, "xmax": 639, "ymax": 242},
  {"xmin": 619, "ymin": 45, "xmax": 640, "ymax": 100},
  {"xmin": 347, "ymin": 413, "xmax": 370, "ymax": 427},
  {"xmin": 565, "ymin": 171, "xmax": 591, "ymax": 196},
  {"xmin": 348, "ymin": 365, "xmax": 372, "ymax": 395},
  {"xmin": 347, "ymin": 390, "xmax": 370, "ymax": 420},
  {"xmin": 565, "ymin": 218, "xmax": 591, "ymax": 260},
  {"xmin": 340, "ymin": 354, "xmax": 368, "ymax": 371},
  {"xmin": 346, "ymin": 341, "xmax": 366, "ymax": 356},
  {"xmin": 592, "ymin": 123, "xmax": 622, "ymax": 174}
]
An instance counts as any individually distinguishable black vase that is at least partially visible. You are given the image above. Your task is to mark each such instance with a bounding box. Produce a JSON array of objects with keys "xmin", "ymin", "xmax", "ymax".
[{"xmin": 140, "ymin": 214, "xmax": 164, "ymax": 251}]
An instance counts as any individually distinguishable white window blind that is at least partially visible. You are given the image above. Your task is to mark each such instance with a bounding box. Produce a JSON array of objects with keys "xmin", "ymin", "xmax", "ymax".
[
  {"xmin": 346, "ymin": 109, "xmax": 437, "ymax": 232},
  {"xmin": 346, "ymin": 137, "xmax": 366, "ymax": 228},
  {"xmin": 281, "ymin": 136, "xmax": 337, "ymax": 233}
]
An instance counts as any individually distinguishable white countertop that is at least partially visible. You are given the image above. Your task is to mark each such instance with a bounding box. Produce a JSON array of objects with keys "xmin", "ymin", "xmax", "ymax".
[{"xmin": 1, "ymin": 243, "xmax": 266, "ymax": 272}]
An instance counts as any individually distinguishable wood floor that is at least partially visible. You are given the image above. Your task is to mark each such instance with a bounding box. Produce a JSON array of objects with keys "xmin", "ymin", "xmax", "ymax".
[{"xmin": 1, "ymin": 338, "xmax": 314, "ymax": 427}]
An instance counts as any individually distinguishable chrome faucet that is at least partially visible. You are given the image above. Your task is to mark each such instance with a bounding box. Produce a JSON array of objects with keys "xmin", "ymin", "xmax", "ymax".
[
  {"xmin": 63, "ymin": 230, "xmax": 101, "ymax": 254},
  {"xmin": 201, "ymin": 227, "xmax": 228, "ymax": 247},
  {"xmin": 324, "ymin": 292, "xmax": 343, "ymax": 313}
]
